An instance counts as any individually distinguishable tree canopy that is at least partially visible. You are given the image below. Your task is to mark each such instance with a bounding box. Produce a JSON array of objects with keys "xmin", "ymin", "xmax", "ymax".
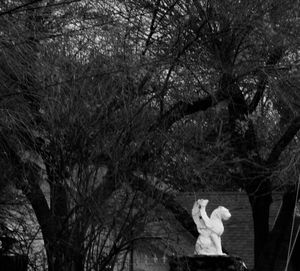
[{"xmin": 0, "ymin": 1, "xmax": 299, "ymax": 270}]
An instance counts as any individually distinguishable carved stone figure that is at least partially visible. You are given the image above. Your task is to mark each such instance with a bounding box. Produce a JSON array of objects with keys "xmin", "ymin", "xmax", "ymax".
[{"xmin": 192, "ymin": 199, "xmax": 231, "ymax": 255}]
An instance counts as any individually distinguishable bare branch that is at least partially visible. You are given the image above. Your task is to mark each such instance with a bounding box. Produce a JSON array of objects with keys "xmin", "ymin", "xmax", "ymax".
[
  {"xmin": 249, "ymin": 47, "xmax": 284, "ymax": 113},
  {"xmin": 0, "ymin": 0, "xmax": 81, "ymax": 17},
  {"xmin": 0, "ymin": 0, "xmax": 43, "ymax": 17},
  {"xmin": 20, "ymin": 167, "xmax": 55, "ymax": 242},
  {"xmin": 142, "ymin": 0, "xmax": 161, "ymax": 56},
  {"xmin": 130, "ymin": 174, "xmax": 198, "ymax": 238},
  {"xmin": 151, "ymin": 89, "xmax": 227, "ymax": 131},
  {"xmin": 267, "ymin": 116, "xmax": 300, "ymax": 166}
]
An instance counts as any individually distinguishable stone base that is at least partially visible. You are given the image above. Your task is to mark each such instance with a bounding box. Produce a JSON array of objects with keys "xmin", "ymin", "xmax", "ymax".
[
  {"xmin": 169, "ymin": 255, "xmax": 248, "ymax": 271},
  {"xmin": 0, "ymin": 254, "xmax": 28, "ymax": 271}
]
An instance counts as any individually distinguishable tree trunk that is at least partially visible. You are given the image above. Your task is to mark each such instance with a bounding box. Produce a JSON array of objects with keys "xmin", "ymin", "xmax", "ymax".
[
  {"xmin": 256, "ymin": 191, "xmax": 298, "ymax": 271},
  {"xmin": 46, "ymin": 243, "xmax": 85, "ymax": 271},
  {"xmin": 46, "ymin": 244, "xmax": 65, "ymax": 271},
  {"xmin": 291, "ymin": 222, "xmax": 300, "ymax": 271},
  {"xmin": 247, "ymin": 184, "xmax": 272, "ymax": 269}
]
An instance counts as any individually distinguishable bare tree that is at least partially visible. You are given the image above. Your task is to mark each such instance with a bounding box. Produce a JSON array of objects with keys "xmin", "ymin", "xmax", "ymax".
[{"xmin": 1, "ymin": 1, "xmax": 300, "ymax": 271}]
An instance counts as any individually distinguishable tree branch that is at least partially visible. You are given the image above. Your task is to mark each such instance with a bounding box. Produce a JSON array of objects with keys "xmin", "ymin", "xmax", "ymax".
[
  {"xmin": 130, "ymin": 174, "xmax": 198, "ymax": 238},
  {"xmin": 0, "ymin": 0, "xmax": 43, "ymax": 17},
  {"xmin": 248, "ymin": 74, "xmax": 267, "ymax": 114},
  {"xmin": 142, "ymin": 0, "xmax": 161, "ymax": 56},
  {"xmin": 20, "ymin": 165, "xmax": 56, "ymax": 245},
  {"xmin": 151, "ymin": 89, "xmax": 227, "ymax": 131},
  {"xmin": 267, "ymin": 116, "xmax": 300, "ymax": 165},
  {"xmin": 249, "ymin": 47, "xmax": 284, "ymax": 113},
  {"xmin": 87, "ymin": 172, "xmax": 117, "ymax": 210}
]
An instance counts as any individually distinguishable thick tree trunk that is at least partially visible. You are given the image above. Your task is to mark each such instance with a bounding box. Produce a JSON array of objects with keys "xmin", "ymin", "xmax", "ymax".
[
  {"xmin": 45, "ymin": 215, "xmax": 87, "ymax": 271},
  {"xmin": 246, "ymin": 180, "xmax": 272, "ymax": 269},
  {"xmin": 256, "ymin": 191, "xmax": 298, "ymax": 271},
  {"xmin": 46, "ymin": 243, "xmax": 85, "ymax": 271},
  {"xmin": 291, "ymin": 222, "xmax": 300, "ymax": 271},
  {"xmin": 47, "ymin": 248, "xmax": 64, "ymax": 271},
  {"xmin": 249, "ymin": 193, "xmax": 272, "ymax": 268}
]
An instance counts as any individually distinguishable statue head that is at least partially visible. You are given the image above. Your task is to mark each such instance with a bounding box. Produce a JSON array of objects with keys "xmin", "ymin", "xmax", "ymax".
[{"xmin": 212, "ymin": 206, "xmax": 231, "ymax": 221}]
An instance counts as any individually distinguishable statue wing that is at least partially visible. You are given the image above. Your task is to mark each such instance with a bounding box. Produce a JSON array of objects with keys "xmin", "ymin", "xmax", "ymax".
[
  {"xmin": 199, "ymin": 204, "xmax": 213, "ymax": 229},
  {"xmin": 192, "ymin": 201, "xmax": 205, "ymax": 233}
]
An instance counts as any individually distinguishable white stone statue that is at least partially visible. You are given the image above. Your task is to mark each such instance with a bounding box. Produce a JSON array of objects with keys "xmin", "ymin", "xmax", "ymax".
[{"xmin": 192, "ymin": 199, "xmax": 231, "ymax": 255}]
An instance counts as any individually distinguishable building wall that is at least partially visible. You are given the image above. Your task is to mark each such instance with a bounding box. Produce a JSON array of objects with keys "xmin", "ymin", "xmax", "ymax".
[{"xmin": 134, "ymin": 251, "xmax": 168, "ymax": 271}]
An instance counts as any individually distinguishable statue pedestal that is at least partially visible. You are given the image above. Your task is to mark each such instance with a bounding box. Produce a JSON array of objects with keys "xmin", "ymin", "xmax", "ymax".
[
  {"xmin": 0, "ymin": 254, "xmax": 28, "ymax": 271},
  {"xmin": 169, "ymin": 255, "xmax": 247, "ymax": 271}
]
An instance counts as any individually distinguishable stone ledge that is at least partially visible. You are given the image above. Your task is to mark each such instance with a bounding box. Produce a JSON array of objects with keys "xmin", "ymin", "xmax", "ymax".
[
  {"xmin": 169, "ymin": 255, "xmax": 248, "ymax": 271},
  {"xmin": 0, "ymin": 254, "xmax": 28, "ymax": 271}
]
